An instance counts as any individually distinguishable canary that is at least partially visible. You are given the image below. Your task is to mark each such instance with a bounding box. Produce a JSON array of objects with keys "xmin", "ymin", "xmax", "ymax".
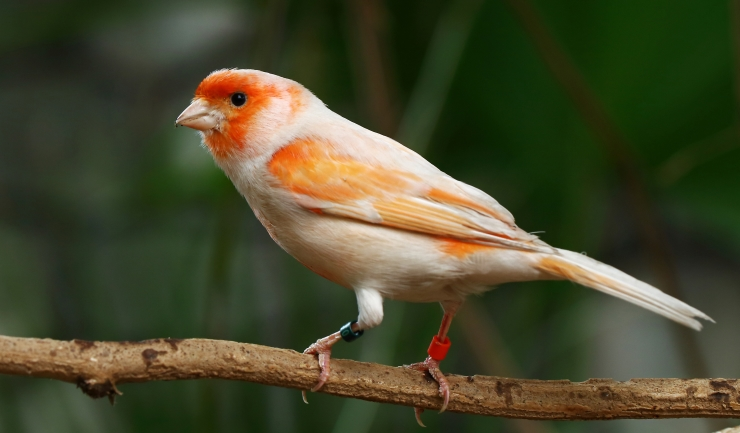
[{"xmin": 176, "ymin": 69, "xmax": 712, "ymax": 423}]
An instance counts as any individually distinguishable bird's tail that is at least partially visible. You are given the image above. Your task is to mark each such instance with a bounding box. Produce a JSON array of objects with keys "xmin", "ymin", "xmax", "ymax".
[{"xmin": 536, "ymin": 248, "xmax": 713, "ymax": 330}]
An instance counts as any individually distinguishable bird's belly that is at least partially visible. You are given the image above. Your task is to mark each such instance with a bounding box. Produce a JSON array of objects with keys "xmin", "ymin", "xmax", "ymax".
[{"xmin": 258, "ymin": 209, "xmax": 464, "ymax": 300}]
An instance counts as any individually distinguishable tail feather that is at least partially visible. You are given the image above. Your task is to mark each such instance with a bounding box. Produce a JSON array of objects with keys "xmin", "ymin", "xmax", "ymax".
[{"xmin": 537, "ymin": 249, "xmax": 713, "ymax": 331}]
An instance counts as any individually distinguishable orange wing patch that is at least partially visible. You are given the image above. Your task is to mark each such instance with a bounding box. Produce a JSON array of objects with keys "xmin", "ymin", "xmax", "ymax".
[
  {"xmin": 268, "ymin": 138, "xmax": 547, "ymax": 254},
  {"xmin": 269, "ymin": 139, "xmax": 420, "ymax": 202},
  {"xmin": 374, "ymin": 197, "xmax": 475, "ymax": 239},
  {"xmin": 439, "ymin": 238, "xmax": 493, "ymax": 258},
  {"xmin": 428, "ymin": 188, "xmax": 511, "ymax": 235}
]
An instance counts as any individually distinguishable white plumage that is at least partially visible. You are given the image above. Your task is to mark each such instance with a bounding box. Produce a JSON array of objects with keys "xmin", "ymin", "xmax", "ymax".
[{"xmin": 176, "ymin": 68, "xmax": 712, "ymax": 418}]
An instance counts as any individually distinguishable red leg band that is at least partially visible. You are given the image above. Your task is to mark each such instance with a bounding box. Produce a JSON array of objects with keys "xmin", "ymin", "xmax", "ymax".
[{"xmin": 427, "ymin": 335, "xmax": 451, "ymax": 361}]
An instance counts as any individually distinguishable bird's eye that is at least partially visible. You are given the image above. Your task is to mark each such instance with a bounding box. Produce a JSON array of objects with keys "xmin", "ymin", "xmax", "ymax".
[{"xmin": 231, "ymin": 92, "xmax": 247, "ymax": 107}]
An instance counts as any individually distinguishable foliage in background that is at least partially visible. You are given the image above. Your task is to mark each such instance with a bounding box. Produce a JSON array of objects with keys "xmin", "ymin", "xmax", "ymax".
[{"xmin": 0, "ymin": 0, "xmax": 738, "ymax": 432}]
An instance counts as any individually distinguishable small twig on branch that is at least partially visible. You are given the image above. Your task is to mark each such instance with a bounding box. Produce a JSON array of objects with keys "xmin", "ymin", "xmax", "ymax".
[{"xmin": 1, "ymin": 335, "xmax": 739, "ymax": 420}]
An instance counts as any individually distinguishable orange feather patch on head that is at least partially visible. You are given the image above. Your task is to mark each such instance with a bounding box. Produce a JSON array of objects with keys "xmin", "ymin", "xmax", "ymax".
[
  {"xmin": 194, "ymin": 70, "xmax": 305, "ymax": 159},
  {"xmin": 286, "ymin": 85, "xmax": 307, "ymax": 118}
]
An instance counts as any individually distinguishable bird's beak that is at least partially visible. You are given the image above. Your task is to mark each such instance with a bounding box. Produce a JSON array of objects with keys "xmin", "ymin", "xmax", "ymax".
[{"xmin": 175, "ymin": 99, "xmax": 220, "ymax": 131}]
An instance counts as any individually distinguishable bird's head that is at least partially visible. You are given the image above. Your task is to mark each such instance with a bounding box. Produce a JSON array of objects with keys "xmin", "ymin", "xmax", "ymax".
[{"xmin": 176, "ymin": 69, "xmax": 310, "ymax": 160}]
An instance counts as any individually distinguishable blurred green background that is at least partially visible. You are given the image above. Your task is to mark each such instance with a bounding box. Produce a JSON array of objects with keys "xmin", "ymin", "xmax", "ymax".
[{"xmin": 1, "ymin": 0, "xmax": 739, "ymax": 432}]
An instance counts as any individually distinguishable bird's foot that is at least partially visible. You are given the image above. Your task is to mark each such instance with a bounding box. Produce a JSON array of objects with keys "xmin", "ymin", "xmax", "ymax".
[
  {"xmin": 301, "ymin": 331, "xmax": 343, "ymax": 403},
  {"xmin": 406, "ymin": 355, "xmax": 451, "ymax": 416}
]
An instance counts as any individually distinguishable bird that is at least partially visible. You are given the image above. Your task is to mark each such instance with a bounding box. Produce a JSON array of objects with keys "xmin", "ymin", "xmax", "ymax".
[{"xmin": 175, "ymin": 68, "xmax": 713, "ymax": 425}]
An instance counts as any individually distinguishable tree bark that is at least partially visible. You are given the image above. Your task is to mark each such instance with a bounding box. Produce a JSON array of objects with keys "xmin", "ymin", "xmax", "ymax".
[{"xmin": 0, "ymin": 335, "xmax": 738, "ymax": 420}]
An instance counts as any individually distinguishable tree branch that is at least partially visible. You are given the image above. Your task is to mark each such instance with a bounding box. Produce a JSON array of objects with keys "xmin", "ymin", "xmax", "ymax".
[{"xmin": 1, "ymin": 335, "xmax": 739, "ymax": 420}]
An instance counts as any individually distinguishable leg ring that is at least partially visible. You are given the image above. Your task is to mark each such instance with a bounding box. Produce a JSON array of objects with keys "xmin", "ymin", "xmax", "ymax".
[{"xmin": 340, "ymin": 320, "xmax": 364, "ymax": 342}]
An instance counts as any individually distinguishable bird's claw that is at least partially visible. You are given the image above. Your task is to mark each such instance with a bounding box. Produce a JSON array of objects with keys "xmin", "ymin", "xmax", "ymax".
[
  {"xmin": 303, "ymin": 339, "xmax": 334, "ymax": 391},
  {"xmin": 414, "ymin": 407, "xmax": 426, "ymax": 427},
  {"xmin": 406, "ymin": 356, "xmax": 450, "ymax": 414},
  {"xmin": 301, "ymin": 332, "xmax": 342, "ymax": 402}
]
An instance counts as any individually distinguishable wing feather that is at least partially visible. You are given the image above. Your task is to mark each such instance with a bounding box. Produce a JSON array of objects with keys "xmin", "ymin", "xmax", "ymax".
[{"xmin": 269, "ymin": 138, "xmax": 551, "ymax": 253}]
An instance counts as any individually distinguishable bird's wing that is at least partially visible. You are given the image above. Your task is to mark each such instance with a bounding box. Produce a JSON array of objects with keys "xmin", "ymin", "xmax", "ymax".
[{"xmin": 268, "ymin": 138, "xmax": 552, "ymax": 253}]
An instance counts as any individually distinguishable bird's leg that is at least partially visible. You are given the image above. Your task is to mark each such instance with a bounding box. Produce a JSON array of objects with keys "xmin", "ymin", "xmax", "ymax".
[
  {"xmin": 406, "ymin": 302, "xmax": 460, "ymax": 425},
  {"xmin": 302, "ymin": 320, "xmax": 364, "ymax": 403}
]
